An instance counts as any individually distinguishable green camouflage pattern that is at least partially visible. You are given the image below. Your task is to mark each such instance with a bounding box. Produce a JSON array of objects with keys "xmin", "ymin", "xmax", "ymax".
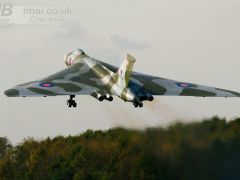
[{"xmin": 4, "ymin": 49, "xmax": 240, "ymax": 107}]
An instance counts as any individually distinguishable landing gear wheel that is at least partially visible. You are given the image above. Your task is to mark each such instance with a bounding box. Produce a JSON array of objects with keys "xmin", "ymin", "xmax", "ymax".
[
  {"xmin": 134, "ymin": 103, "xmax": 138, "ymax": 108},
  {"xmin": 133, "ymin": 101, "xmax": 143, "ymax": 108},
  {"xmin": 98, "ymin": 96, "xmax": 104, "ymax": 102},
  {"xmin": 67, "ymin": 95, "xmax": 77, "ymax": 108},
  {"xmin": 67, "ymin": 100, "xmax": 77, "ymax": 108},
  {"xmin": 73, "ymin": 102, "xmax": 77, "ymax": 108},
  {"xmin": 108, "ymin": 96, "xmax": 113, "ymax": 102}
]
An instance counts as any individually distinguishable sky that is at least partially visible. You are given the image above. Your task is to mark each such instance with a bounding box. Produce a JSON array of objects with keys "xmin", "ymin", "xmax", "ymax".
[{"xmin": 1, "ymin": 0, "xmax": 240, "ymax": 144}]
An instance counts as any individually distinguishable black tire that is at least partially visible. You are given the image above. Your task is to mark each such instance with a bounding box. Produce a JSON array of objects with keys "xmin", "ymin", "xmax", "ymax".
[
  {"xmin": 99, "ymin": 97, "xmax": 104, "ymax": 101},
  {"xmin": 133, "ymin": 102, "xmax": 138, "ymax": 108},
  {"xmin": 108, "ymin": 96, "xmax": 113, "ymax": 102}
]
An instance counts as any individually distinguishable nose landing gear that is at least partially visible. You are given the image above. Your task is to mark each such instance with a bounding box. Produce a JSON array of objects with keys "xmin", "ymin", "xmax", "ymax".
[{"xmin": 67, "ymin": 95, "xmax": 77, "ymax": 108}]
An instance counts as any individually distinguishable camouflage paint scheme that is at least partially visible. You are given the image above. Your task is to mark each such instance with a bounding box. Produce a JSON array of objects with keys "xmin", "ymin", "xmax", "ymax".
[{"xmin": 4, "ymin": 49, "xmax": 240, "ymax": 107}]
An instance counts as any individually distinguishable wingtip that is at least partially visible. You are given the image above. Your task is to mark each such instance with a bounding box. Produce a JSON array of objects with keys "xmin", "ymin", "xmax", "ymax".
[{"xmin": 4, "ymin": 89, "xmax": 20, "ymax": 97}]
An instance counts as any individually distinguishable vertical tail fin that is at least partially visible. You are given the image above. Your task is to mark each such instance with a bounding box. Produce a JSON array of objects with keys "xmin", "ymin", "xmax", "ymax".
[{"xmin": 114, "ymin": 54, "xmax": 136, "ymax": 88}]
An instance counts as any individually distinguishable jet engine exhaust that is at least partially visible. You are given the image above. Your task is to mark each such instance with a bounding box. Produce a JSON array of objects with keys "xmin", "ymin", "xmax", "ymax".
[
  {"xmin": 139, "ymin": 95, "xmax": 154, "ymax": 102},
  {"xmin": 148, "ymin": 96, "xmax": 154, "ymax": 101}
]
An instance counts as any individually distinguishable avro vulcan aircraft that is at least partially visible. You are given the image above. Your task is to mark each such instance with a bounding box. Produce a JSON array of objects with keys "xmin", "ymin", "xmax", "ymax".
[{"xmin": 4, "ymin": 49, "xmax": 240, "ymax": 108}]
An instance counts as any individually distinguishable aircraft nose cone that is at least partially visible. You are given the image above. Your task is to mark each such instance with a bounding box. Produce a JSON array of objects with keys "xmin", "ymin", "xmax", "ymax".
[{"xmin": 4, "ymin": 89, "xmax": 19, "ymax": 97}]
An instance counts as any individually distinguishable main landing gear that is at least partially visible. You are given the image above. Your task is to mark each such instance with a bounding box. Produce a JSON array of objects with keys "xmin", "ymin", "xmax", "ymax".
[
  {"xmin": 133, "ymin": 97, "xmax": 143, "ymax": 108},
  {"xmin": 133, "ymin": 101, "xmax": 143, "ymax": 108},
  {"xmin": 67, "ymin": 95, "xmax": 77, "ymax": 108},
  {"xmin": 132, "ymin": 96, "xmax": 154, "ymax": 108}
]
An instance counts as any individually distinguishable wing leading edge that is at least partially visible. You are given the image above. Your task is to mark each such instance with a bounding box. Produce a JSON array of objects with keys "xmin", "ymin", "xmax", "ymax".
[
  {"xmin": 100, "ymin": 61, "xmax": 240, "ymax": 98},
  {"xmin": 129, "ymin": 73, "xmax": 240, "ymax": 98},
  {"xmin": 5, "ymin": 59, "xmax": 115, "ymax": 97}
]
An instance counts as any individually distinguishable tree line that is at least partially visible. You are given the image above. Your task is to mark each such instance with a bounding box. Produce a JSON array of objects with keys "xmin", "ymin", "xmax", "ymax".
[{"xmin": 0, "ymin": 117, "xmax": 240, "ymax": 180}]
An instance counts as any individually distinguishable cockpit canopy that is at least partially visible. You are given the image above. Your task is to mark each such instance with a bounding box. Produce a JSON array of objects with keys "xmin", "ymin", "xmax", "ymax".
[{"xmin": 72, "ymin": 49, "xmax": 86, "ymax": 56}]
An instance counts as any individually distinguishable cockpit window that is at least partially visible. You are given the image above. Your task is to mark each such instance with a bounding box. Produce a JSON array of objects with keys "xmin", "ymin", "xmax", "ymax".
[{"xmin": 73, "ymin": 49, "xmax": 86, "ymax": 55}]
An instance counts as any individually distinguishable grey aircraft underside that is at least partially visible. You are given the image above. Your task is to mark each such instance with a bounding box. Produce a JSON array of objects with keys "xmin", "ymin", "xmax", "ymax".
[{"xmin": 4, "ymin": 49, "xmax": 240, "ymax": 108}]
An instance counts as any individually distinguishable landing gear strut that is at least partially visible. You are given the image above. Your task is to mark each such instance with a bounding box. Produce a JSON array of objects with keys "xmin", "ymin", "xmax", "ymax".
[{"xmin": 67, "ymin": 95, "xmax": 77, "ymax": 108}]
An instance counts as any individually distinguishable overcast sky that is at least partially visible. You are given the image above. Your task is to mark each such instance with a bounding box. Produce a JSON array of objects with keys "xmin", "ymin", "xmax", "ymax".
[{"xmin": 1, "ymin": 0, "xmax": 240, "ymax": 144}]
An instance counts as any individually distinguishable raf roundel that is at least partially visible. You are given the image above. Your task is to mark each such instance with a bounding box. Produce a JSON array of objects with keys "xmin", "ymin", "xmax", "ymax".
[
  {"xmin": 176, "ymin": 83, "xmax": 194, "ymax": 88},
  {"xmin": 39, "ymin": 83, "xmax": 55, "ymax": 88}
]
